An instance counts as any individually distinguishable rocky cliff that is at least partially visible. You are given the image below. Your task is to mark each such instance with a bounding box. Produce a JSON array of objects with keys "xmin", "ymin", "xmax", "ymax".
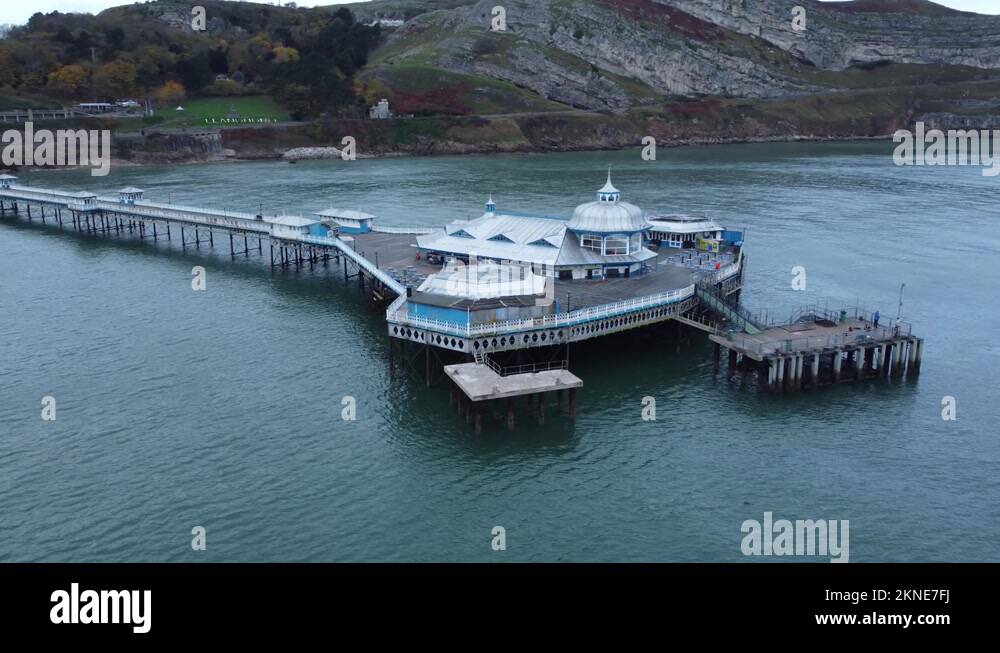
[
  {"xmin": 356, "ymin": 0, "xmax": 1000, "ymax": 112},
  {"xmin": 669, "ymin": 0, "xmax": 1000, "ymax": 70}
]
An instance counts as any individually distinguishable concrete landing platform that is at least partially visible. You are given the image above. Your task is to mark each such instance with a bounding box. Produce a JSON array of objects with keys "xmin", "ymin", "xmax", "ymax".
[{"xmin": 444, "ymin": 363, "xmax": 583, "ymax": 402}]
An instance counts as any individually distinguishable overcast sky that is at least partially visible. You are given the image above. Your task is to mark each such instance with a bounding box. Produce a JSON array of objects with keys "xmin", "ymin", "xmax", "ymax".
[{"xmin": 1, "ymin": 0, "xmax": 998, "ymax": 27}]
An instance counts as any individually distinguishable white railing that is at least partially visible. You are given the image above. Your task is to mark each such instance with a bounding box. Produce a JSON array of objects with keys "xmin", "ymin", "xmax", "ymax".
[
  {"xmin": 385, "ymin": 293, "xmax": 408, "ymax": 320},
  {"xmin": 96, "ymin": 200, "xmax": 270, "ymax": 232},
  {"xmin": 0, "ymin": 186, "xmax": 82, "ymax": 202},
  {"xmin": 387, "ymin": 284, "xmax": 697, "ymax": 338},
  {"xmin": 300, "ymin": 233, "xmax": 406, "ymax": 294},
  {"xmin": 370, "ymin": 225, "xmax": 437, "ymax": 235},
  {"xmin": 702, "ymin": 260, "xmax": 741, "ymax": 284}
]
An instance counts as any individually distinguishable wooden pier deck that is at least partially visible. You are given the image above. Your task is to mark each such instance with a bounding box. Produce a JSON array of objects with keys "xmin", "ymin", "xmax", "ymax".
[
  {"xmin": 710, "ymin": 314, "xmax": 924, "ymax": 392},
  {"xmin": 350, "ymin": 232, "xmax": 701, "ymax": 311}
]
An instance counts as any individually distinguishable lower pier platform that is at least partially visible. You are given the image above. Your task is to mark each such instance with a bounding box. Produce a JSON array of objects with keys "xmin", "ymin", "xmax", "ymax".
[
  {"xmin": 444, "ymin": 362, "xmax": 583, "ymax": 433},
  {"xmin": 711, "ymin": 314, "xmax": 923, "ymax": 393}
]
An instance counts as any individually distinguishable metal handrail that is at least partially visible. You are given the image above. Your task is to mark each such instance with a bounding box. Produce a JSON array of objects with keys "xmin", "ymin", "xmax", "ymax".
[
  {"xmin": 482, "ymin": 354, "xmax": 566, "ymax": 376},
  {"xmin": 387, "ymin": 284, "xmax": 698, "ymax": 337},
  {"xmin": 370, "ymin": 225, "xmax": 436, "ymax": 235},
  {"xmin": 724, "ymin": 323, "xmax": 911, "ymax": 357},
  {"xmin": 385, "ymin": 256, "xmax": 746, "ymax": 338}
]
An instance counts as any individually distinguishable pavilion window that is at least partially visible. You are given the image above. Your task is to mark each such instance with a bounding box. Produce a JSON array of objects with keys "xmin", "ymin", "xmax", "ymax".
[
  {"xmin": 581, "ymin": 234, "xmax": 602, "ymax": 252},
  {"xmin": 604, "ymin": 236, "xmax": 628, "ymax": 256}
]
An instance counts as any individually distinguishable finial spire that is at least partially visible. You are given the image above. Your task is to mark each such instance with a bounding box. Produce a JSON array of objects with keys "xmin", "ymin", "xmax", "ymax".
[{"xmin": 597, "ymin": 167, "xmax": 620, "ymax": 202}]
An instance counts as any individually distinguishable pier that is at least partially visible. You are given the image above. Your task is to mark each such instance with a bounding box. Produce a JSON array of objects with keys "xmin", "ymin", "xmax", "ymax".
[
  {"xmin": 708, "ymin": 306, "xmax": 923, "ymax": 392},
  {"xmin": 445, "ymin": 358, "xmax": 583, "ymax": 433},
  {"xmin": 1, "ymin": 173, "xmax": 923, "ymax": 431},
  {"xmin": 0, "ymin": 174, "xmax": 407, "ymax": 299}
]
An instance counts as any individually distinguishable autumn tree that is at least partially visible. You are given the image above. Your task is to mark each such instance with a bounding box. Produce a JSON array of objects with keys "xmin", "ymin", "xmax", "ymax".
[
  {"xmin": 272, "ymin": 46, "xmax": 300, "ymax": 65},
  {"xmin": 93, "ymin": 60, "xmax": 136, "ymax": 98},
  {"xmin": 354, "ymin": 78, "xmax": 393, "ymax": 107},
  {"xmin": 47, "ymin": 64, "xmax": 89, "ymax": 98},
  {"xmin": 153, "ymin": 80, "xmax": 186, "ymax": 105}
]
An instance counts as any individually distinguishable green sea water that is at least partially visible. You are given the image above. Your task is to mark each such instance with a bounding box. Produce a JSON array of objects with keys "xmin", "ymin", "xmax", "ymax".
[{"xmin": 1, "ymin": 141, "xmax": 997, "ymax": 561}]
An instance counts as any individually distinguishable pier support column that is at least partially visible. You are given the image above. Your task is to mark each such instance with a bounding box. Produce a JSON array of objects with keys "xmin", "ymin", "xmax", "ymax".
[
  {"xmin": 832, "ymin": 350, "xmax": 842, "ymax": 383},
  {"xmin": 894, "ymin": 341, "xmax": 907, "ymax": 378},
  {"xmin": 885, "ymin": 344, "xmax": 895, "ymax": 379},
  {"xmin": 912, "ymin": 339, "xmax": 924, "ymax": 375},
  {"xmin": 795, "ymin": 354, "xmax": 804, "ymax": 390},
  {"xmin": 568, "ymin": 388, "xmax": 577, "ymax": 421},
  {"xmin": 776, "ymin": 357, "xmax": 785, "ymax": 392},
  {"xmin": 728, "ymin": 350, "xmax": 737, "ymax": 377},
  {"xmin": 879, "ymin": 344, "xmax": 889, "ymax": 376},
  {"xmin": 907, "ymin": 338, "xmax": 918, "ymax": 377},
  {"xmin": 855, "ymin": 348, "xmax": 865, "ymax": 382},
  {"xmin": 714, "ymin": 342, "xmax": 721, "ymax": 369},
  {"xmin": 810, "ymin": 353, "xmax": 820, "ymax": 387}
]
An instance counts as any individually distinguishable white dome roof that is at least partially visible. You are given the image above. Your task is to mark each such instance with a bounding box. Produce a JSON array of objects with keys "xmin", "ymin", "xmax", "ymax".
[
  {"xmin": 566, "ymin": 170, "xmax": 648, "ymax": 233},
  {"xmin": 567, "ymin": 200, "xmax": 647, "ymax": 233}
]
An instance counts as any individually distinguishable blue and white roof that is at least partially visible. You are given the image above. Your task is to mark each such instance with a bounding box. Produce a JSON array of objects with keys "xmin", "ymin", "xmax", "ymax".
[
  {"xmin": 417, "ymin": 212, "xmax": 565, "ymax": 266},
  {"xmin": 315, "ymin": 207, "xmax": 374, "ymax": 221},
  {"xmin": 267, "ymin": 214, "xmax": 319, "ymax": 228},
  {"xmin": 646, "ymin": 213, "xmax": 724, "ymax": 234}
]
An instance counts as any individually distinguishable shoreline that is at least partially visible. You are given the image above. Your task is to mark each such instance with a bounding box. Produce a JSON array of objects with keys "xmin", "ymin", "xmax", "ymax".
[{"xmin": 4, "ymin": 132, "xmax": 895, "ymax": 175}]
